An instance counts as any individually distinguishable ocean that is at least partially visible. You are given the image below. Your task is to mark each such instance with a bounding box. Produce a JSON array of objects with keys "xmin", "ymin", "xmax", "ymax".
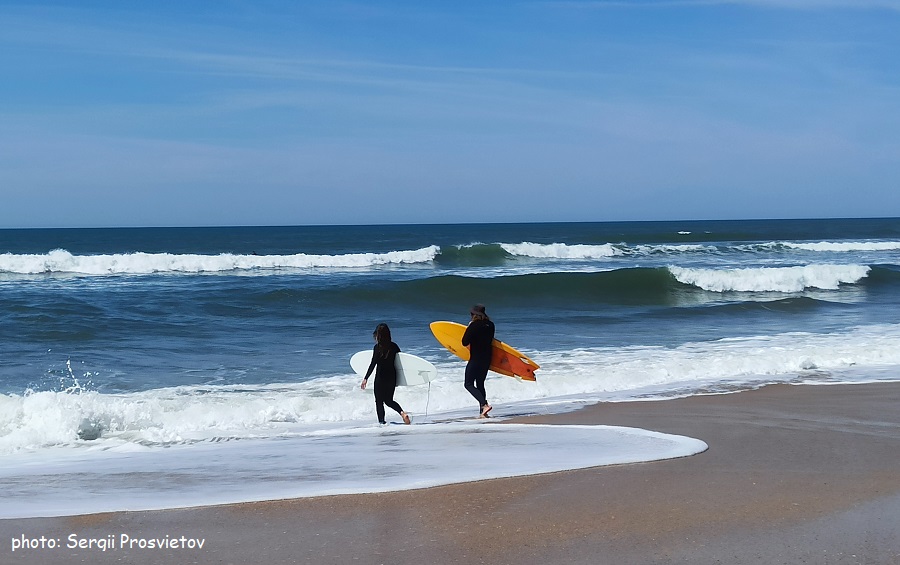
[{"xmin": 2, "ymin": 218, "xmax": 900, "ymax": 518}]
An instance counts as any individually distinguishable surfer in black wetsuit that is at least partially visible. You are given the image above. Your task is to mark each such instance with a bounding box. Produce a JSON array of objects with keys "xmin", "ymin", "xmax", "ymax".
[
  {"xmin": 361, "ymin": 323, "xmax": 411, "ymax": 425},
  {"xmin": 462, "ymin": 304, "xmax": 495, "ymax": 418}
]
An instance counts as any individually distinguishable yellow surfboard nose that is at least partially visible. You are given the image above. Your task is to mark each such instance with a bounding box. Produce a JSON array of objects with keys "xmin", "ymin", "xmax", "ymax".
[{"xmin": 429, "ymin": 321, "xmax": 539, "ymax": 381}]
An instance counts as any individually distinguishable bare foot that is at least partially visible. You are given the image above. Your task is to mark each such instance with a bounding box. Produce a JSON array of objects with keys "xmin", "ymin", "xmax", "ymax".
[
  {"xmin": 401, "ymin": 412, "xmax": 411, "ymax": 425},
  {"xmin": 481, "ymin": 404, "xmax": 493, "ymax": 417}
]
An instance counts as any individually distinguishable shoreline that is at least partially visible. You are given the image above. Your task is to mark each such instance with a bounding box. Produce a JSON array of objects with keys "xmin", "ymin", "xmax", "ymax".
[{"xmin": 3, "ymin": 381, "xmax": 900, "ymax": 564}]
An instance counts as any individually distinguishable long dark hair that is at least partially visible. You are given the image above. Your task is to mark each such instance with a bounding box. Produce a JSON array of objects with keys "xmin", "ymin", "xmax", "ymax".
[
  {"xmin": 373, "ymin": 323, "xmax": 392, "ymax": 358},
  {"xmin": 471, "ymin": 304, "xmax": 490, "ymax": 322}
]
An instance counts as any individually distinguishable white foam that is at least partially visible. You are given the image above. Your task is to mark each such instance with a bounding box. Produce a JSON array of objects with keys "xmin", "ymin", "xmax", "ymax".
[
  {"xmin": 3, "ymin": 323, "xmax": 899, "ymax": 518},
  {"xmin": 783, "ymin": 241, "xmax": 900, "ymax": 252},
  {"xmin": 632, "ymin": 243, "xmax": 714, "ymax": 254},
  {"xmin": 3, "ymin": 323, "xmax": 899, "ymax": 457},
  {"xmin": 501, "ymin": 239, "xmax": 900, "ymax": 259},
  {"xmin": 0, "ymin": 423, "xmax": 707, "ymax": 519},
  {"xmin": 501, "ymin": 242, "xmax": 622, "ymax": 259},
  {"xmin": 0, "ymin": 246, "xmax": 440, "ymax": 275},
  {"xmin": 669, "ymin": 264, "xmax": 871, "ymax": 292},
  {"xmin": 500, "ymin": 241, "xmax": 715, "ymax": 259},
  {"xmin": 6, "ymin": 240, "xmax": 890, "ymax": 278}
]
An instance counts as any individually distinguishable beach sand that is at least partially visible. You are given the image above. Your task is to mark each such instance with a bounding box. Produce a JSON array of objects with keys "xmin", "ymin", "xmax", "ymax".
[{"xmin": 3, "ymin": 382, "xmax": 899, "ymax": 565}]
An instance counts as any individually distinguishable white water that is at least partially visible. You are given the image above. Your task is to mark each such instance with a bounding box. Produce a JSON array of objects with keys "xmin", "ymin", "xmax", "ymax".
[
  {"xmin": 0, "ymin": 423, "xmax": 707, "ymax": 519},
  {"xmin": 780, "ymin": 241, "xmax": 900, "ymax": 252},
  {"xmin": 3, "ymin": 323, "xmax": 900, "ymax": 457},
  {"xmin": 2, "ymin": 323, "xmax": 900, "ymax": 518},
  {"xmin": 3, "ymin": 238, "xmax": 897, "ymax": 276},
  {"xmin": 669, "ymin": 264, "xmax": 871, "ymax": 292},
  {"xmin": 0, "ymin": 247, "xmax": 440, "ymax": 275},
  {"xmin": 500, "ymin": 242, "xmax": 623, "ymax": 258}
]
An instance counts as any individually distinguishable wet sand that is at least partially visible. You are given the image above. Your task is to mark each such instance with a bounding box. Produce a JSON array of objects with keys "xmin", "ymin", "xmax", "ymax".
[{"xmin": 3, "ymin": 382, "xmax": 899, "ymax": 564}]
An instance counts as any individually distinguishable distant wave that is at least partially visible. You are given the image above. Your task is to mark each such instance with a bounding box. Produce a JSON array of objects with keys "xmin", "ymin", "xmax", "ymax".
[
  {"xmin": 5, "ymin": 239, "xmax": 898, "ymax": 276},
  {"xmin": 0, "ymin": 242, "xmax": 720, "ymax": 275},
  {"xmin": 0, "ymin": 247, "xmax": 440, "ymax": 275},
  {"xmin": 325, "ymin": 265, "xmax": 885, "ymax": 309},
  {"xmin": 434, "ymin": 243, "xmax": 512, "ymax": 266},
  {"xmin": 399, "ymin": 265, "xmax": 881, "ymax": 308},
  {"xmin": 500, "ymin": 241, "xmax": 715, "ymax": 258},
  {"xmin": 434, "ymin": 241, "xmax": 720, "ymax": 266},
  {"xmin": 782, "ymin": 241, "xmax": 900, "ymax": 252},
  {"xmin": 453, "ymin": 240, "xmax": 900, "ymax": 261},
  {"xmin": 500, "ymin": 242, "xmax": 623, "ymax": 259},
  {"xmin": 495, "ymin": 240, "xmax": 900, "ymax": 259},
  {"xmin": 737, "ymin": 241, "xmax": 900, "ymax": 253},
  {"xmin": 499, "ymin": 239, "xmax": 900, "ymax": 258},
  {"xmin": 386, "ymin": 266, "xmax": 869, "ymax": 311},
  {"xmin": 669, "ymin": 264, "xmax": 870, "ymax": 292}
]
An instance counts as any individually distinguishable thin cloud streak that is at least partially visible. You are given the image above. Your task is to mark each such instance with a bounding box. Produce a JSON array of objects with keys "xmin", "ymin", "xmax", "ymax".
[{"xmin": 2, "ymin": 2, "xmax": 898, "ymax": 226}]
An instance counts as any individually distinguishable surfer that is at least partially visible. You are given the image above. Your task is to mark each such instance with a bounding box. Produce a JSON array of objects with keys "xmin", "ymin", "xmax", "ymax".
[
  {"xmin": 462, "ymin": 304, "xmax": 495, "ymax": 418},
  {"xmin": 360, "ymin": 323, "xmax": 412, "ymax": 425}
]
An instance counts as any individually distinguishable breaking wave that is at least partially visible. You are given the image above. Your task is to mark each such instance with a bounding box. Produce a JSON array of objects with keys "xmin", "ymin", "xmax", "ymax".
[
  {"xmin": 0, "ymin": 247, "xmax": 440, "ymax": 275},
  {"xmin": 669, "ymin": 264, "xmax": 871, "ymax": 293}
]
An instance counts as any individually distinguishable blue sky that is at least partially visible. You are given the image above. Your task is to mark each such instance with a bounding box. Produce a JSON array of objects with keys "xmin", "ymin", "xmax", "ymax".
[{"xmin": 1, "ymin": 0, "xmax": 898, "ymax": 228}]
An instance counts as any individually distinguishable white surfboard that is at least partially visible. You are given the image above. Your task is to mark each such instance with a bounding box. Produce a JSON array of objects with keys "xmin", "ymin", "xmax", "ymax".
[{"xmin": 350, "ymin": 350, "xmax": 437, "ymax": 386}]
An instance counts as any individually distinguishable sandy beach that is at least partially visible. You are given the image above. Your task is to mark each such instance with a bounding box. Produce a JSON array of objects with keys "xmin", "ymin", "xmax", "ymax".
[{"xmin": 3, "ymin": 381, "xmax": 899, "ymax": 565}]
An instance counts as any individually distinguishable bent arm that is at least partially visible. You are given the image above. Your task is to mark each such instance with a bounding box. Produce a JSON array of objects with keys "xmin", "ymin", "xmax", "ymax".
[{"xmin": 461, "ymin": 324, "xmax": 473, "ymax": 347}]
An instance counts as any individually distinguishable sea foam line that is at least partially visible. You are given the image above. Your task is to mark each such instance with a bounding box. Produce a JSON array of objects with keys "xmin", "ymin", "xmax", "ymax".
[
  {"xmin": 3, "ymin": 323, "xmax": 900, "ymax": 456},
  {"xmin": 669, "ymin": 264, "xmax": 871, "ymax": 292},
  {"xmin": 0, "ymin": 423, "xmax": 707, "ymax": 519},
  {"xmin": 0, "ymin": 247, "xmax": 440, "ymax": 275},
  {"xmin": 778, "ymin": 241, "xmax": 900, "ymax": 252},
  {"xmin": 5, "ymin": 240, "xmax": 896, "ymax": 276},
  {"xmin": 503, "ymin": 240, "xmax": 900, "ymax": 259},
  {"xmin": 500, "ymin": 242, "xmax": 714, "ymax": 259},
  {"xmin": 500, "ymin": 242, "xmax": 622, "ymax": 259}
]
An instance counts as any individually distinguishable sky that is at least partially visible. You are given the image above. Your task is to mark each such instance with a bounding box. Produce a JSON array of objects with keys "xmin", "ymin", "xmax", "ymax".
[{"xmin": 1, "ymin": 0, "xmax": 899, "ymax": 228}]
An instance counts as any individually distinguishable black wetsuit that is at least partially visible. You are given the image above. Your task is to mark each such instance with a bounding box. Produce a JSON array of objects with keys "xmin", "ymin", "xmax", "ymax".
[
  {"xmin": 364, "ymin": 342, "xmax": 404, "ymax": 424},
  {"xmin": 461, "ymin": 318, "xmax": 495, "ymax": 409}
]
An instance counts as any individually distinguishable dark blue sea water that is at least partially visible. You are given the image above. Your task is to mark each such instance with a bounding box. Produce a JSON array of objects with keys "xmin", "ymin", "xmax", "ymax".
[{"xmin": 2, "ymin": 218, "xmax": 900, "ymax": 517}]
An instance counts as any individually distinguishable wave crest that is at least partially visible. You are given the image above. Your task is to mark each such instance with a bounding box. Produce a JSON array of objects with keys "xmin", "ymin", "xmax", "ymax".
[
  {"xmin": 669, "ymin": 264, "xmax": 871, "ymax": 292},
  {"xmin": 500, "ymin": 242, "xmax": 621, "ymax": 259},
  {"xmin": 0, "ymin": 247, "xmax": 440, "ymax": 275}
]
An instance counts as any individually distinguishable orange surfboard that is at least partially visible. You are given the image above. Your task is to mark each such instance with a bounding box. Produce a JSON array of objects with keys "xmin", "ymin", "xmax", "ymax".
[{"xmin": 429, "ymin": 321, "xmax": 539, "ymax": 381}]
